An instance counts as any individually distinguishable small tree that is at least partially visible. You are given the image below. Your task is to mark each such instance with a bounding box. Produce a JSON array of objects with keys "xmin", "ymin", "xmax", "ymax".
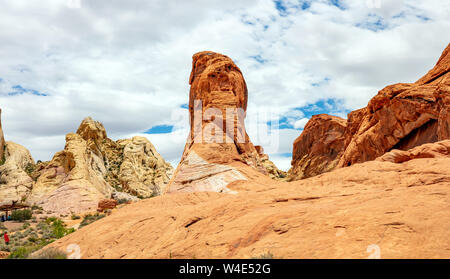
[{"xmin": 11, "ymin": 209, "xmax": 32, "ymax": 221}]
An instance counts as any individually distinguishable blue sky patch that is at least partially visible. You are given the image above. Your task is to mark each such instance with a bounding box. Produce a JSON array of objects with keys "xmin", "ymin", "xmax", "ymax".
[
  {"xmin": 250, "ymin": 54, "xmax": 267, "ymax": 64},
  {"xmin": 330, "ymin": 0, "xmax": 345, "ymax": 10},
  {"xmin": 274, "ymin": 0, "xmax": 288, "ymax": 16},
  {"xmin": 356, "ymin": 14, "xmax": 388, "ymax": 31},
  {"xmin": 8, "ymin": 85, "xmax": 48, "ymax": 96},
  {"xmin": 144, "ymin": 124, "xmax": 173, "ymax": 134},
  {"xmin": 296, "ymin": 98, "xmax": 350, "ymax": 119}
]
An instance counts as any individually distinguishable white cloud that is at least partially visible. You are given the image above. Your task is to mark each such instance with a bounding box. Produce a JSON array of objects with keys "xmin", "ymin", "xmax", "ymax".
[
  {"xmin": 0, "ymin": 0, "xmax": 449, "ymax": 170},
  {"xmin": 294, "ymin": 118, "xmax": 309, "ymax": 129}
]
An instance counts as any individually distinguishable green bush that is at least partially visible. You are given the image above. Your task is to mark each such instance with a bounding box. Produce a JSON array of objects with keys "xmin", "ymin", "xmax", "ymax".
[
  {"xmin": 8, "ymin": 246, "xmax": 35, "ymax": 259},
  {"xmin": 79, "ymin": 213, "xmax": 105, "ymax": 229},
  {"xmin": 28, "ymin": 247, "xmax": 67, "ymax": 259},
  {"xmin": 11, "ymin": 209, "xmax": 32, "ymax": 221},
  {"xmin": 71, "ymin": 215, "xmax": 81, "ymax": 220}
]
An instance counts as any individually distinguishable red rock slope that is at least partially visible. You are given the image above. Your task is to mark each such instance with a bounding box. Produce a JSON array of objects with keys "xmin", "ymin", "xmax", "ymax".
[
  {"xmin": 45, "ymin": 140, "xmax": 450, "ymax": 259},
  {"xmin": 290, "ymin": 43, "xmax": 450, "ymax": 180}
]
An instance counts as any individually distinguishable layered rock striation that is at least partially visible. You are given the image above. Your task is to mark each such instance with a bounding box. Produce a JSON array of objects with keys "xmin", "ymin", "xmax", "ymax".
[{"xmin": 166, "ymin": 51, "xmax": 284, "ymax": 193}]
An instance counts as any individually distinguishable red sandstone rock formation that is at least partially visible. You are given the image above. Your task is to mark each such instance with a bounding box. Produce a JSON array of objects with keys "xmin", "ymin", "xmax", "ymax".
[
  {"xmin": 41, "ymin": 49, "xmax": 450, "ymax": 259},
  {"xmin": 289, "ymin": 114, "xmax": 347, "ymax": 179},
  {"xmin": 97, "ymin": 199, "xmax": 118, "ymax": 212},
  {"xmin": 290, "ymin": 43, "xmax": 450, "ymax": 180},
  {"xmin": 45, "ymin": 140, "xmax": 450, "ymax": 258},
  {"xmin": 166, "ymin": 51, "xmax": 284, "ymax": 193},
  {"xmin": 376, "ymin": 140, "xmax": 450, "ymax": 163}
]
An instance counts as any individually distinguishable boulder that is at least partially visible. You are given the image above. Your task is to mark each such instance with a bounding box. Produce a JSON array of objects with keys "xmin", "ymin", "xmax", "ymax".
[{"xmin": 98, "ymin": 199, "xmax": 118, "ymax": 212}]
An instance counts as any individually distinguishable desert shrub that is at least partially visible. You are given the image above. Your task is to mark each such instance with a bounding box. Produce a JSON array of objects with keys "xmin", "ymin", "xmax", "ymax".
[
  {"xmin": 0, "ymin": 244, "xmax": 10, "ymax": 252},
  {"xmin": 22, "ymin": 222, "xmax": 31, "ymax": 230},
  {"xmin": 8, "ymin": 246, "xmax": 35, "ymax": 259},
  {"xmin": 43, "ymin": 218, "xmax": 74, "ymax": 239},
  {"xmin": 79, "ymin": 213, "xmax": 105, "ymax": 229},
  {"xmin": 251, "ymin": 251, "xmax": 274, "ymax": 259},
  {"xmin": 31, "ymin": 205, "xmax": 43, "ymax": 211},
  {"xmin": 52, "ymin": 220, "xmax": 74, "ymax": 238},
  {"xmin": 117, "ymin": 198, "xmax": 129, "ymax": 205},
  {"xmin": 28, "ymin": 247, "xmax": 67, "ymax": 259},
  {"xmin": 71, "ymin": 215, "xmax": 81, "ymax": 220},
  {"xmin": 11, "ymin": 209, "xmax": 32, "ymax": 221}
]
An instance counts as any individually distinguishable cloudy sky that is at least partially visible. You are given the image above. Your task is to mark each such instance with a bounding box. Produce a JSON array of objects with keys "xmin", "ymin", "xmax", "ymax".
[{"xmin": 0, "ymin": 0, "xmax": 449, "ymax": 170}]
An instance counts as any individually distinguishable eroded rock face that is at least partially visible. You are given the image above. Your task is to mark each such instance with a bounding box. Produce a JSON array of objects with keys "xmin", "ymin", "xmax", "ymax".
[
  {"xmin": 289, "ymin": 43, "xmax": 450, "ymax": 180},
  {"xmin": 289, "ymin": 114, "xmax": 347, "ymax": 180},
  {"xmin": 0, "ymin": 142, "xmax": 35, "ymax": 206},
  {"xmin": 118, "ymin": 136, "xmax": 173, "ymax": 197},
  {"xmin": 376, "ymin": 140, "xmax": 450, "ymax": 163},
  {"xmin": 0, "ymin": 109, "xmax": 5, "ymax": 163},
  {"xmin": 166, "ymin": 51, "xmax": 284, "ymax": 193},
  {"xmin": 28, "ymin": 117, "xmax": 173, "ymax": 214}
]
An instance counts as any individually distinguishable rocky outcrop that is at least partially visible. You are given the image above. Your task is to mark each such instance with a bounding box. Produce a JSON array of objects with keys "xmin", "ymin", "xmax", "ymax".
[
  {"xmin": 45, "ymin": 141, "xmax": 450, "ymax": 258},
  {"xmin": 28, "ymin": 117, "xmax": 174, "ymax": 214},
  {"xmin": 118, "ymin": 136, "xmax": 173, "ymax": 197},
  {"xmin": 255, "ymin": 146, "xmax": 287, "ymax": 180},
  {"xmin": 289, "ymin": 43, "xmax": 450, "ymax": 180},
  {"xmin": 289, "ymin": 114, "xmax": 347, "ymax": 180},
  {"xmin": 0, "ymin": 115, "xmax": 173, "ymax": 215},
  {"xmin": 376, "ymin": 140, "xmax": 450, "ymax": 163},
  {"xmin": 0, "ymin": 109, "xmax": 5, "ymax": 163},
  {"xmin": 97, "ymin": 199, "xmax": 118, "ymax": 212},
  {"xmin": 166, "ymin": 51, "xmax": 284, "ymax": 193},
  {"xmin": 0, "ymin": 142, "xmax": 35, "ymax": 206}
]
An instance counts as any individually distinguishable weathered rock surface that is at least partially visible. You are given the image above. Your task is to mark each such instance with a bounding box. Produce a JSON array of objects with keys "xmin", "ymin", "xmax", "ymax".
[
  {"xmin": 28, "ymin": 117, "xmax": 173, "ymax": 214},
  {"xmin": 0, "ymin": 142, "xmax": 35, "ymax": 205},
  {"xmin": 167, "ymin": 51, "xmax": 284, "ymax": 193},
  {"xmin": 289, "ymin": 43, "xmax": 450, "ymax": 180},
  {"xmin": 289, "ymin": 114, "xmax": 347, "ymax": 179},
  {"xmin": 98, "ymin": 199, "xmax": 118, "ymax": 212},
  {"xmin": 255, "ymin": 146, "xmax": 287, "ymax": 180},
  {"xmin": 45, "ymin": 141, "xmax": 450, "ymax": 258},
  {"xmin": 118, "ymin": 136, "xmax": 173, "ymax": 197},
  {"xmin": 0, "ymin": 115, "xmax": 173, "ymax": 215},
  {"xmin": 376, "ymin": 140, "xmax": 450, "ymax": 163},
  {"xmin": 0, "ymin": 109, "xmax": 5, "ymax": 163}
]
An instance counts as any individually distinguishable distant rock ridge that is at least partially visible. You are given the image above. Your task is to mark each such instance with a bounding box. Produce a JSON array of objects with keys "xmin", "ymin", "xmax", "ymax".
[
  {"xmin": 0, "ymin": 116, "xmax": 173, "ymax": 215},
  {"xmin": 289, "ymin": 43, "xmax": 450, "ymax": 180},
  {"xmin": 166, "ymin": 51, "xmax": 285, "ymax": 194}
]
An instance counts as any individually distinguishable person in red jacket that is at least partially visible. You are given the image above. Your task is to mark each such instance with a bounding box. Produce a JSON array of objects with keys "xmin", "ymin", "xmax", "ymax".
[{"xmin": 3, "ymin": 231, "xmax": 9, "ymax": 245}]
